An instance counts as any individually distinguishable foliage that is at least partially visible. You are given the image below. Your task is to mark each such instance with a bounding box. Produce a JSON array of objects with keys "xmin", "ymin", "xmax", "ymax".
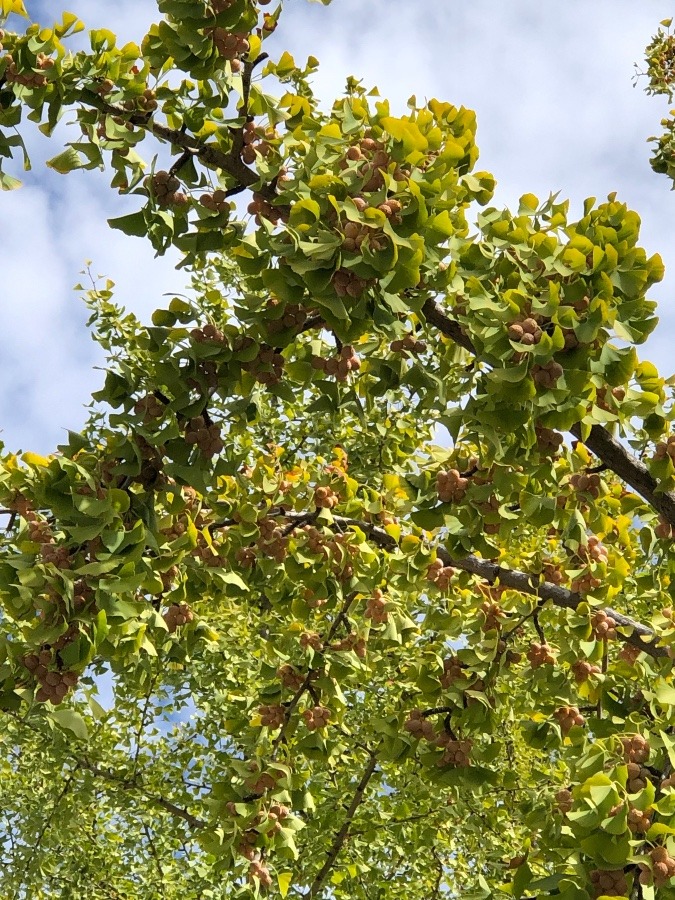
[
  {"xmin": 1, "ymin": 2, "xmax": 675, "ymax": 897},
  {"xmin": 639, "ymin": 17, "xmax": 675, "ymax": 186}
]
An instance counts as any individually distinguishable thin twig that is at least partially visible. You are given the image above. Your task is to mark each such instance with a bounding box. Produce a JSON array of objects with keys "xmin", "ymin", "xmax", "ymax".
[
  {"xmin": 15, "ymin": 770, "xmax": 76, "ymax": 899},
  {"xmin": 272, "ymin": 592, "xmax": 358, "ymax": 754},
  {"xmin": 306, "ymin": 752, "xmax": 379, "ymax": 897},
  {"xmin": 132, "ymin": 667, "xmax": 160, "ymax": 775},
  {"xmin": 143, "ymin": 822, "xmax": 167, "ymax": 897},
  {"xmin": 80, "ymin": 761, "xmax": 207, "ymax": 830}
]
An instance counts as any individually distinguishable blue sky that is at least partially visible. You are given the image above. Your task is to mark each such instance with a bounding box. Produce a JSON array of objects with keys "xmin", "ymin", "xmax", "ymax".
[{"xmin": 1, "ymin": 0, "xmax": 673, "ymax": 454}]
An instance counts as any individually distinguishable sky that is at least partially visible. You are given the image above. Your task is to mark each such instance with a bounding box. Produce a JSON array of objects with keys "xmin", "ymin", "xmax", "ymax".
[{"xmin": 1, "ymin": 0, "xmax": 674, "ymax": 454}]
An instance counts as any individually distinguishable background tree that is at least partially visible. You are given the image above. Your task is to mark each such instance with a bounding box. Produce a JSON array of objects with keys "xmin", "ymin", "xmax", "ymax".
[{"xmin": 1, "ymin": 1, "xmax": 675, "ymax": 897}]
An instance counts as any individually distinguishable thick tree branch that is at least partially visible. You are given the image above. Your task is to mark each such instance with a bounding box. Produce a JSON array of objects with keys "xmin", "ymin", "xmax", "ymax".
[
  {"xmin": 307, "ymin": 752, "xmax": 379, "ymax": 898},
  {"xmin": 421, "ymin": 299, "xmax": 675, "ymax": 528},
  {"xmin": 570, "ymin": 422, "xmax": 675, "ymax": 525},
  {"xmin": 282, "ymin": 512, "xmax": 665, "ymax": 658},
  {"xmin": 422, "ymin": 298, "xmax": 476, "ymax": 354}
]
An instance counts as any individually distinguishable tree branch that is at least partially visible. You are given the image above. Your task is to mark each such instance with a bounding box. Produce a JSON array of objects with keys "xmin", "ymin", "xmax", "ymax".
[
  {"xmin": 306, "ymin": 752, "xmax": 379, "ymax": 897},
  {"xmin": 422, "ymin": 298, "xmax": 476, "ymax": 354},
  {"xmin": 143, "ymin": 822, "xmax": 167, "ymax": 897},
  {"xmin": 570, "ymin": 422, "xmax": 675, "ymax": 525},
  {"xmin": 80, "ymin": 761, "xmax": 207, "ymax": 830},
  {"xmin": 421, "ymin": 298, "xmax": 675, "ymax": 528},
  {"xmin": 15, "ymin": 770, "xmax": 76, "ymax": 899},
  {"xmin": 131, "ymin": 668, "xmax": 160, "ymax": 775},
  {"xmin": 272, "ymin": 592, "xmax": 357, "ymax": 754},
  {"xmin": 281, "ymin": 512, "xmax": 665, "ymax": 658},
  {"xmin": 79, "ymin": 89, "xmax": 280, "ymax": 204}
]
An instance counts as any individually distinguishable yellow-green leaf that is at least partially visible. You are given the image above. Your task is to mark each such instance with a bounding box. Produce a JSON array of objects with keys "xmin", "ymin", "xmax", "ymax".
[{"xmin": 277, "ymin": 872, "xmax": 292, "ymax": 898}]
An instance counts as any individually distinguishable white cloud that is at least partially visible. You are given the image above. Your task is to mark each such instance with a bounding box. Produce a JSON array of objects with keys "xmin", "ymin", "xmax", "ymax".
[{"xmin": 3, "ymin": 0, "xmax": 675, "ymax": 453}]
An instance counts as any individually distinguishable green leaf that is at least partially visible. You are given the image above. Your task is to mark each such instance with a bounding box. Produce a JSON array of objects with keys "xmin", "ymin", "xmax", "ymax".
[
  {"xmin": 49, "ymin": 708, "xmax": 89, "ymax": 741},
  {"xmin": 46, "ymin": 147, "xmax": 85, "ymax": 174},
  {"xmin": 654, "ymin": 680, "xmax": 675, "ymax": 707},
  {"xmin": 108, "ymin": 212, "xmax": 149, "ymax": 238},
  {"xmin": 0, "ymin": 170, "xmax": 22, "ymax": 190}
]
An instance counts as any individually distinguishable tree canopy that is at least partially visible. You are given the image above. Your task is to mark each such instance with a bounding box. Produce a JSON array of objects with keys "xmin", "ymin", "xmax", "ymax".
[{"xmin": 2, "ymin": 2, "xmax": 675, "ymax": 897}]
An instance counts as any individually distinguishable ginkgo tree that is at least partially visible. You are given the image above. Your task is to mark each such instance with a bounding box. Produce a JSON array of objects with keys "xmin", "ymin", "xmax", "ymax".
[{"xmin": 2, "ymin": 1, "xmax": 675, "ymax": 897}]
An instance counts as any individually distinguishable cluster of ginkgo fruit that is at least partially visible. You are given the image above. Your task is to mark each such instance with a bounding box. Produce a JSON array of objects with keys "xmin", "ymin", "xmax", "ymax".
[
  {"xmin": 2, "ymin": 51, "xmax": 53, "ymax": 88},
  {"xmin": 240, "ymin": 120, "xmax": 277, "ymax": 164},
  {"xmin": 426, "ymin": 558, "xmax": 456, "ymax": 591},
  {"xmin": 553, "ymin": 705, "xmax": 585, "ymax": 736},
  {"xmin": 569, "ymin": 470, "xmax": 603, "ymax": 499},
  {"xmin": 531, "ymin": 360, "xmax": 564, "ymax": 390},
  {"xmin": 626, "ymin": 805, "xmax": 653, "ymax": 835},
  {"xmin": 591, "ymin": 609, "xmax": 617, "ymax": 640},
  {"xmin": 527, "ymin": 642, "xmax": 557, "ymax": 668},
  {"xmin": 436, "ymin": 468, "xmax": 469, "ymax": 503},
  {"xmin": 302, "ymin": 705, "xmax": 331, "ymax": 730},
  {"xmin": 21, "ymin": 648, "xmax": 79, "ymax": 705},
  {"xmin": 258, "ymin": 703, "xmax": 286, "ymax": 729},
  {"xmin": 390, "ymin": 333, "xmax": 427, "ymax": 355},
  {"xmin": 588, "ymin": 869, "xmax": 628, "ymax": 898},
  {"xmin": 247, "ymin": 192, "xmax": 287, "ymax": 226},
  {"xmin": 403, "ymin": 712, "xmax": 473, "ymax": 767},
  {"xmin": 330, "ymin": 631, "xmax": 367, "ymax": 658},
  {"xmin": 301, "ymin": 524, "xmax": 359, "ymax": 584},
  {"xmin": 266, "ymin": 301, "xmax": 307, "ymax": 335},
  {"xmin": 134, "ymin": 393, "xmax": 164, "ymax": 424},
  {"xmin": 331, "ymin": 267, "xmax": 376, "ymax": 299},
  {"xmin": 199, "ymin": 189, "xmax": 230, "ymax": 213},
  {"xmin": 311, "ymin": 345, "xmax": 362, "ymax": 381},
  {"xmin": 340, "ymin": 135, "xmax": 408, "ymax": 192},
  {"xmin": 207, "ymin": 27, "xmax": 250, "ymax": 71},
  {"xmin": 146, "ymin": 171, "xmax": 188, "ymax": 208},
  {"xmin": 638, "ymin": 846, "xmax": 675, "ymax": 888},
  {"xmin": 163, "ymin": 602, "xmax": 195, "ymax": 633},
  {"xmin": 571, "ymin": 659, "xmax": 601, "ymax": 683},
  {"xmin": 507, "ymin": 316, "xmax": 543, "ymax": 346},
  {"xmin": 436, "ymin": 736, "xmax": 473, "ymax": 768},
  {"xmin": 240, "ymin": 342, "xmax": 285, "ymax": 385},
  {"xmin": 19, "ymin": 503, "xmax": 73, "ymax": 570},
  {"xmin": 364, "ymin": 589, "xmax": 389, "ymax": 624},
  {"xmin": 535, "ymin": 425, "xmax": 564, "ymax": 455},
  {"xmin": 277, "ymin": 663, "xmax": 305, "ymax": 692},
  {"xmin": 654, "ymin": 433, "xmax": 675, "ymax": 463},
  {"xmin": 184, "ymin": 416, "xmax": 225, "ymax": 456}
]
